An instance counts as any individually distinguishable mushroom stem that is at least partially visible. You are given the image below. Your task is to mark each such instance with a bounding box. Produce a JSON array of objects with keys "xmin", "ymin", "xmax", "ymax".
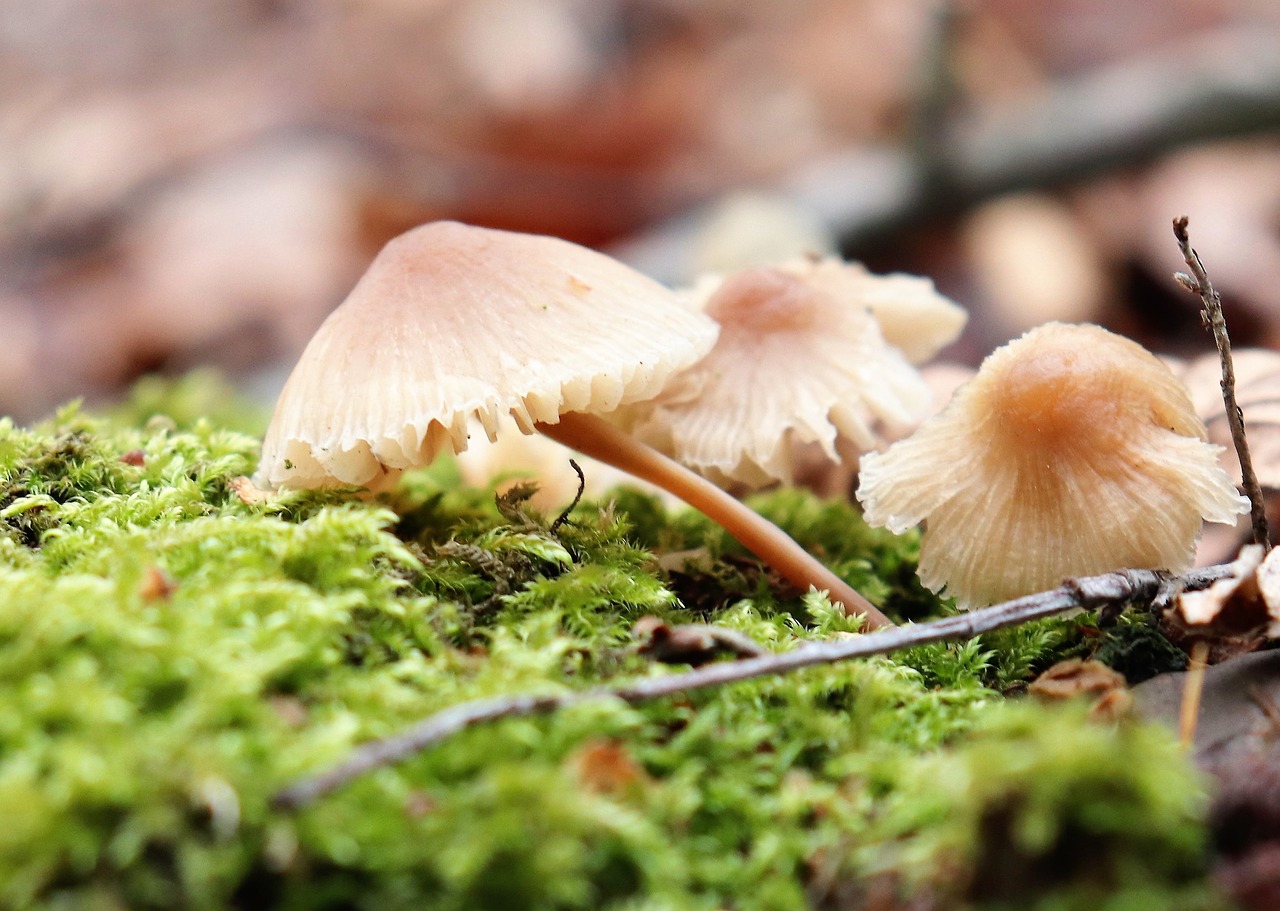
[{"xmin": 537, "ymin": 411, "xmax": 893, "ymax": 629}]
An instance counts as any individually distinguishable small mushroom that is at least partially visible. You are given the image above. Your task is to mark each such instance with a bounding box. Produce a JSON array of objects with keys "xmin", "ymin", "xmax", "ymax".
[
  {"xmin": 626, "ymin": 265, "xmax": 933, "ymax": 488},
  {"xmin": 856, "ymin": 322, "xmax": 1249, "ymax": 609},
  {"xmin": 256, "ymin": 221, "xmax": 892, "ymax": 628},
  {"xmin": 691, "ymin": 191, "xmax": 836, "ymax": 276},
  {"xmin": 775, "ymin": 255, "xmax": 968, "ymax": 365}
]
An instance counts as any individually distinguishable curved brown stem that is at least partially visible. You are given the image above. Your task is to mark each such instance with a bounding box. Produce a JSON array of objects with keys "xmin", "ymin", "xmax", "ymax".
[{"xmin": 537, "ymin": 411, "xmax": 892, "ymax": 629}]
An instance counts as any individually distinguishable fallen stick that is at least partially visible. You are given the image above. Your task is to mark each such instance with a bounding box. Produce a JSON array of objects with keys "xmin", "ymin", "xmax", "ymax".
[
  {"xmin": 1173, "ymin": 215, "xmax": 1271, "ymax": 550},
  {"xmin": 273, "ymin": 563, "xmax": 1231, "ymax": 810}
]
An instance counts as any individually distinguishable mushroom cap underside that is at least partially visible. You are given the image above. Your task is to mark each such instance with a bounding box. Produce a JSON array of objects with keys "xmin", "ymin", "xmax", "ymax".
[{"xmin": 257, "ymin": 221, "xmax": 719, "ymax": 489}]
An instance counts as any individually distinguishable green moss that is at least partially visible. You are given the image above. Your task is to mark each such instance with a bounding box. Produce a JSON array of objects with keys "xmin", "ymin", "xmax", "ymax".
[
  {"xmin": 0, "ymin": 377, "xmax": 1228, "ymax": 910},
  {"xmin": 864, "ymin": 702, "xmax": 1220, "ymax": 910}
]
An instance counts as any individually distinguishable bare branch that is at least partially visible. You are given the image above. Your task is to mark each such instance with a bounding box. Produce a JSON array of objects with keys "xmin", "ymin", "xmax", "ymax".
[
  {"xmin": 272, "ymin": 563, "xmax": 1232, "ymax": 810},
  {"xmin": 1172, "ymin": 215, "xmax": 1271, "ymax": 550},
  {"xmin": 906, "ymin": 1, "xmax": 964, "ymax": 195}
]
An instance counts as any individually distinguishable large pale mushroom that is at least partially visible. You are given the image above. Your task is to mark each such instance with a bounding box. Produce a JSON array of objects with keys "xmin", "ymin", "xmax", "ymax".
[
  {"xmin": 256, "ymin": 220, "xmax": 892, "ymax": 628},
  {"xmin": 856, "ymin": 322, "xmax": 1249, "ymax": 609}
]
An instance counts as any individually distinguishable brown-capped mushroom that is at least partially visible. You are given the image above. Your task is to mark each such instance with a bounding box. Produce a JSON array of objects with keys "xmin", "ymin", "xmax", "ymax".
[
  {"xmin": 626, "ymin": 265, "xmax": 932, "ymax": 488},
  {"xmin": 256, "ymin": 221, "xmax": 892, "ymax": 628},
  {"xmin": 856, "ymin": 322, "xmax": 1249, "ymax": 609}
]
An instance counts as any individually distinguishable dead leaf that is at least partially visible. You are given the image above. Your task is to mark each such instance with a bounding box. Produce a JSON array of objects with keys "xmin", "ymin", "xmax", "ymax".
[
  {"xmin": 1255, "ymin": 547, "xmax": 1280, "ymax": 638},
  {"xmin": 1175, "ymin": 348, "xmax": 1280, "ymax": 491},
  {"xmin": 567, "ymin": 739, "xmax": 646, "ymax": 796},
  {"xmin": 1132, "ymin": 649, "xmax": 1280, "ymax": 754},
  {"xmin": 1171, "ymin": 545, "xmax": 1270, "ymax": 639},
  {"xmin": 632, "ymin": 616, "xmax": 769, "ymax": 666},
  {"xmin": 1088, "ymin": 688, "xmax": 1134, "ymax": 722},
  {"xmin": 1028, "ymin": 658, "xmax": 1131, "ymax": 719}
]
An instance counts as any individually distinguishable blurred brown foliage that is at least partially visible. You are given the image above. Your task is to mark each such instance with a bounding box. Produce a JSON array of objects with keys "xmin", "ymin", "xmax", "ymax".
[{"xmin": 3, "ymin": 0, "xmax": 1280, "ymax": 420}]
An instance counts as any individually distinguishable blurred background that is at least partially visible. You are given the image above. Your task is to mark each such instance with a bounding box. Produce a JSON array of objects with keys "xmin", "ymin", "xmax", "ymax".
[{"xmin": 4, "ymin": 0, "xmax": 1280, "ymax": 423}]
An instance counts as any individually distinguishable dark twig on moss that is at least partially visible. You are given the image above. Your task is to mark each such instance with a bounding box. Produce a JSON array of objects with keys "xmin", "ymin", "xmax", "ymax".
[
  {"xmin": 549, "ymin": 458, "xmax": 586, "ymax": 536},
  {"xmin": 632, "ymin": 616, "xmax": 770, "ymax": 666},
  {"xmin": 1173, "ymin": 215, "xmax": 1271, "ymax": 551},
  {"xmin": 272, "ymin": 564, "xmax": 1232, "ymax": 810}
]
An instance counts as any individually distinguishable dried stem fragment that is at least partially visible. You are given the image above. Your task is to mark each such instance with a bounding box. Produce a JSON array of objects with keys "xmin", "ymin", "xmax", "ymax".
[
  {"xmin": 1173, "ymin": 215, "xmax": 1271, "ymax": 550},
  {"xmin": 272, "ymin": 563, "xmax": 1232, "ymax": 810}
]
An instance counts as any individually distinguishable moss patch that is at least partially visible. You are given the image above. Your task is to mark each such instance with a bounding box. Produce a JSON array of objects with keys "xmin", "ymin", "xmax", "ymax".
[{"xmin": 0, "ymin": 378, "xmax": 1228, "ymax": 910}]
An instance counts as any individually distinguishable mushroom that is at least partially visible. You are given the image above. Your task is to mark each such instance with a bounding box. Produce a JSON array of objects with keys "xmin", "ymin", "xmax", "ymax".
[
  {"xmin": 625, "ymin": 265, "xmax": 933, "ymax": 488},
  {"xmin": 856, "ymin": 322, "xmax": 1249, "ymax": 609},
  {"xmin": 775, "ymin": 255, "xmax": 967, "ymax": 365},
  {"xmin": 256, "ymin": 221, "xmax": 892, "ymax": 628}
]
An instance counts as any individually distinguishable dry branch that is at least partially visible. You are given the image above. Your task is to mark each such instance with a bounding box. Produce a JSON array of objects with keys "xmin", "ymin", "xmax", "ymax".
[
  {"xmin": 1173, "ymin": 215, "xmax": 1271, "ymax": 550},
  {"xmin": 273, "ymin": 563, "xmax": 1232, "ymax": 810}
]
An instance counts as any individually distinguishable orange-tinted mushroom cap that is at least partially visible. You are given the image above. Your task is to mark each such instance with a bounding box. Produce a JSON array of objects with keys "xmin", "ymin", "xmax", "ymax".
[
  {"xmin": 777, "ymin": 256, "xmax": 967, "ymax": 365},
  {"xmin": 628, "ymin": 265, "xmax": 932, "ymax": 488},
  {"xmin": 856, "ymin": 322, "xmax": 1249, "ymax": 609},
  {"xmin": 255, "ymin": 221, "xmax": 718, "ymax": 489}
]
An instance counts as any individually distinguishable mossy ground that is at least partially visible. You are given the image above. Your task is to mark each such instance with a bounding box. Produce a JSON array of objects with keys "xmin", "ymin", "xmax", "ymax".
[{"xmin": 0, "ymin": 375, "xmax": 1230, "ymax": 910}]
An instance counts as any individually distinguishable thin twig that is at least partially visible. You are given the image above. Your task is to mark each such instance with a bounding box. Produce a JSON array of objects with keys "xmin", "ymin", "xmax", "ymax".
[
  {"xmin": 1173, "ymin": 215, "xmax": 1271, "ymax": 550},
  {"xmin": 272, "ymin": 564, "xmax": 1231, "ymax": 810},
  {"xmin": 549, "ymin": 458, "xmax": 586, "ymax": 536}
]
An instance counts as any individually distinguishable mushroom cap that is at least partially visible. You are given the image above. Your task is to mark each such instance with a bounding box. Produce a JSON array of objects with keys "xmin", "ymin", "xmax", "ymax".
[
  {"xmin": 856, "ymin": 322, "xmax": 1249, "ymax": 609},
  {"xmin": 628, "ymin": 265, "xmax": 932, "ymax": 488},
  {"xmin": 256, "ymin": 221, "xmax": 719, "ymax": 489},
  {"xmin": 777, "ymin": 256, "xmax": 967, "ymax": 364}
]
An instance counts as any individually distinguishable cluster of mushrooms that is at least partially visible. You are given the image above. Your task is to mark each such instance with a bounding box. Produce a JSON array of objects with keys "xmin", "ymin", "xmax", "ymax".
[{"xmin": 254, "ymin": 221, "xmax": 1248, "ymax": 629}]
